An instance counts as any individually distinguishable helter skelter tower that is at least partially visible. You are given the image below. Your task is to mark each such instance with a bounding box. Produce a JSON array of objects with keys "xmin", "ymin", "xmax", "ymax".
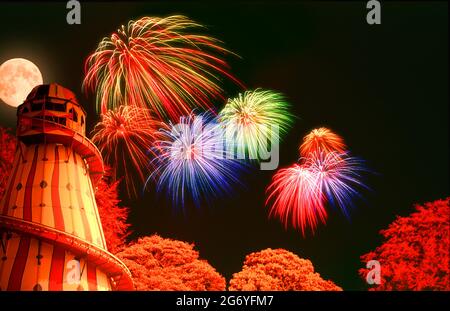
[{"xmin": 0, "ymin": 83, "xmax": 133, "ymax": 290}]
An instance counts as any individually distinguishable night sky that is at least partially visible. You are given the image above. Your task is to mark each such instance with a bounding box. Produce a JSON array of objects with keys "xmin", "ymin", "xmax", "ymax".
[{"xmin": 0, "ymin": 1, "xmax": 448, "ymax": 290}]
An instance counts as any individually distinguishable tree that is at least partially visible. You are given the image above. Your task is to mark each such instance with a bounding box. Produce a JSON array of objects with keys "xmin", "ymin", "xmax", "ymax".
[
  {"xmin": 116, "ymin": 235, "xmax": 226, "ymax": 290},
  {"xmin": 94, "ymin": 170, "xmax": 130, "ymax": 254},
  {"xmin": 229, "ymin": 248, "xmax": 342, "ymax": 291},
  {"xmin": 360, "ymin": 198, "xmax": 450, "ymax": 290},
  {"xmin": 0, "ymin": 128, "xmax": 16, "ymax": 198}
]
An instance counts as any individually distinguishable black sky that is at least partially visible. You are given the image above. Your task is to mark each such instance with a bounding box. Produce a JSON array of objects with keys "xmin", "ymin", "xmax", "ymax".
[{"xmin": 0, "ymin": 1, "xmax": 448, "ymax": 290}]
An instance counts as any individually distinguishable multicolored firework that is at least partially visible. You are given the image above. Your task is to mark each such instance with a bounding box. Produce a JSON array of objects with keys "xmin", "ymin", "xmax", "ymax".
[
  {"xmin": 91, "ymin": 105, "xmax": 160, "ymax": 197},
  {"xmin": 266, "ymin": 128, "xmax": 368, "ymax": 236},
  {"xmin": 219, "ymin": 89, "xmax": 293, "ymax": 160},
  {"xmin": 147, "ymin": 113, "xmax": 245, "ymax": 208},
  {"xmin": 266, "ymin": 163, "xmax": 327, "ymax": 236},
  {"xmin": 304, "ymin": 151, "xmax": 367, "ymax": 218},
  {"xmin": 83, "ymin": 15, "xmax": 241, "ymax": 121},
  {"xmin": 299, "ymin": 127, "xmax": 346, "ymax": 157}
]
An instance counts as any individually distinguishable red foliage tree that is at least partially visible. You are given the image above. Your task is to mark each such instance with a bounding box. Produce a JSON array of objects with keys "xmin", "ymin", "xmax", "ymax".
[
  {"xmin": 0, "ymin": 128, "xmax": 17, "ymax": 198},
  {"xmin": 360, "ymin": 198, "xmax": 450, "ymax": 290},
  {"xmin": 94, "ymin": 170, "xmax": 130, "ymax": 254},
  {"xmin": 116, "ymin": 235, "xmax": 226, "ymax": 290},
  {"xmin": 229, "ymin": 248, "xmax": 342, "ymax": 291}
]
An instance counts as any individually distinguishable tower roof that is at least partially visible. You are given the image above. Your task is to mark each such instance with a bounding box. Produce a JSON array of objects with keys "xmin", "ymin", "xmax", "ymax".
[{"xmin": 23, "ymin": 83, "xmax": 86, "ymax": 115}]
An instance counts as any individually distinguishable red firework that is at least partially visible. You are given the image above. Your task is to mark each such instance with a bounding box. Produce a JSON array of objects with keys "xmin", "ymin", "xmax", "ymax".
[
  {"xmin": 265, "ymin": 163, "xmax": 327, "ymax": 236},
  {"xmin": 83, "ymin": 15, "xmax": 242, "ymax": 121},
  {"xmin": 91, "ymin": 105, "xmax": 160, "ymax": 197}
]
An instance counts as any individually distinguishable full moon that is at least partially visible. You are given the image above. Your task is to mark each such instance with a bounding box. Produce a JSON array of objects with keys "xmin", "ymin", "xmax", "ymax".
[{"xmin": 0, "ymin": 58, "xmax": 43, "ymax": 107}]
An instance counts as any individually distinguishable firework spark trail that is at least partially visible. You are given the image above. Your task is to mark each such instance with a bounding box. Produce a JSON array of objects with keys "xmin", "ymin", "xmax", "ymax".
[
  {"xmin": 147, "ymin": 113, "xmax": 246, "ymax": 208},
  {"xmin": 299, "ymin": 127, "xmax": 346, "ymax": 157},
  {"xmin": 266, "ymin": 163, "xmax": 327, "ymax": 236},
  {"xmin": 91, "ymin": 105, "xmax": 160, "ymax": 197},
  {"xmin": 219, "ymin": 89, "xmax": 293, "ymax": 160},
  {"xmin": 84, "ymin": 15, "xmax": 242, "ymax": 121}
]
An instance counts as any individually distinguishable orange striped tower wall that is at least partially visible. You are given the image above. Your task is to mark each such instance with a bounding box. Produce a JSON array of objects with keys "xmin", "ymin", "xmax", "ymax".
[{"xmin": 0, "ymin": 83, "xmax": 134, "ymax": 291}]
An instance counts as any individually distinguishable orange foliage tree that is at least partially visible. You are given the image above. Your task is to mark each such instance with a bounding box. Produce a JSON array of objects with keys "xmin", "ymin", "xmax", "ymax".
[
  {"xmin": 229, "ymin": 248, "xmax": 342, "ymax": 291},
  {"xmin": 0, "ymin": 128, "xmax": 16, "ymax": 198},
  {"xmin": 360, "ymin": 198, "xmax": 450, "ymax": 290},
  {"xmin": 116, "ymin": 235, "xmax": 226, "ymax": 290},
  {"xmin": 94, "ymin": 169, "xmax": 130, "ymax": 254}
]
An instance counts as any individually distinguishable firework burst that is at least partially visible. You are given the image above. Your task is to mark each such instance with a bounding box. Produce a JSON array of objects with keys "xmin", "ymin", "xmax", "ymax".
[
  {"xmin": 219, "ymin": 89, "xmax": 293, "ymax": 160},
  {"xmin": 266, "ymin": 163, "xmax": 327, "ymax": 236},
  {"xmin": 299, "ymin": 127, "xmax": 346, "ymax": 157},
  {"xmin": 91, "ymin": 105, "xmax": 160, "ymax": 197},
  {"xmin": 304, "ymin": 151, "xmax": 367, "ymax": 218},
  {"xmin": 266, "ymin": 129, "xmax": 368, "ymax": 236},
  {"xmin": 147, "ymin": 113, "xmax": 245, "ymax": 208},
  {"xmin": 83, "ymin": 15, "xmax": 241, "ymax": 121}
]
